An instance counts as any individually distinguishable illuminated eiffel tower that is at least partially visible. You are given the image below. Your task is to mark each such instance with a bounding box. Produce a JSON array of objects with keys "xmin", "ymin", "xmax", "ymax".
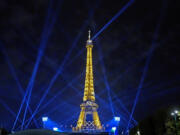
[{"xmin": 73, "ymin": 30, "xmax": 102, "ymax": 132}]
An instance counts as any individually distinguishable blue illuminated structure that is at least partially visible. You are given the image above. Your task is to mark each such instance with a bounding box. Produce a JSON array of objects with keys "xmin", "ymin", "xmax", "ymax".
[{"xmin": 41, "ymin": 117, "xmax": 62, "ymax": 132}]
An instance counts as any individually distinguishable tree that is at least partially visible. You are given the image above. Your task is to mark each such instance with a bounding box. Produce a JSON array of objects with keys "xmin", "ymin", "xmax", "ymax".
[{"xmin": 165, "ymin": 115, "xmax": 180, "ymax": 135}]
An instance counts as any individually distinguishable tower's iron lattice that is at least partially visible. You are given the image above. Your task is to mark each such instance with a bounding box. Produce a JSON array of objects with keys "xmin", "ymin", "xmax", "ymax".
[{"xmin": 73, "ymin": 31, "xmax": 103, "ymax": 132}]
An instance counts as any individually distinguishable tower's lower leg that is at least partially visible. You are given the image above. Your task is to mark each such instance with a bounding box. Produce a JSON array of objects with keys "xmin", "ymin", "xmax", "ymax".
[{"xmin": 73, "ymin": 102, "xmax": 103, "ymax": 132}]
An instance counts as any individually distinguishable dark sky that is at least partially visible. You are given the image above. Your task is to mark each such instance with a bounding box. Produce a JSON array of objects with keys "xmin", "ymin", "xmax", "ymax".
[{"xmin": 0, "ymin": 0, "xmax": 179, "ymax": 131}]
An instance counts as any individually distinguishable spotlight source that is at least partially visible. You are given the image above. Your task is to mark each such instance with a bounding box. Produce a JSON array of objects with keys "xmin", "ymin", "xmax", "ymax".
[
  {"xmin": 114, "ymin": 116, "xmax": 120, "ymax": 122},
  {"xmin": 111, "ymin": 127, "xmax": 116, "ymax": 132},
  {"xmin": 42, "ymin": 117, "xmax": 48, "ymax": 122},
  {"xmin": 53, "ymin": 127, "xmax": 58, "ymax": 131}
]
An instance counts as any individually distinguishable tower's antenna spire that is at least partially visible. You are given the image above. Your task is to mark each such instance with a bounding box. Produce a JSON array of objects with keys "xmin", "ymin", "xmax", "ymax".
[
  {"xmin": 88, "ymin": 30, "xmax": 91, "ymax": 40},
  {"xmin": 87, "ymin": 30, "xmax": 92, "ymax": 43}
]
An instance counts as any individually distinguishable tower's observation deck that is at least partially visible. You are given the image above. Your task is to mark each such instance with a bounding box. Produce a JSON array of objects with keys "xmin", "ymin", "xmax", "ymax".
[{"xmin": 73, "ymin": 31, "xmax": 102, "ymax": 132}]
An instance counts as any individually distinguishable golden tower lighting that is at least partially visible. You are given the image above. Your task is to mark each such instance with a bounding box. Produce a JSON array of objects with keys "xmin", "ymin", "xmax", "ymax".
[{"xmin": 73, "ymin": 30, "xmax": 102, "ymax": 132}]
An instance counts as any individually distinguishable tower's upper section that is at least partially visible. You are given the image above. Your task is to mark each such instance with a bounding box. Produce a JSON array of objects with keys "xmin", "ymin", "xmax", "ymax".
[
  {"xmin": 86, "ymin": 30, "xmax": 93, "ymax": 48},
  {"xmin": 83, "ymin": 30, "xmax": 95, "ymax": 102}
]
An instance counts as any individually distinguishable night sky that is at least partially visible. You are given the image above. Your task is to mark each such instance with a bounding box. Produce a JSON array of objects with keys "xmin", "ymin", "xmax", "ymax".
[{"xmin": 0, "ymin": 0, "xmax": 179, "ymax": 131}]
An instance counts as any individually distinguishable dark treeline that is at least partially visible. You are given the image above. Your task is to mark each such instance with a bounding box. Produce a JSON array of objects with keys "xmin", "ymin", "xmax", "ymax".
[{"xmin": 130, "ymin": 106, "xmax": 180, "ymax": 135}]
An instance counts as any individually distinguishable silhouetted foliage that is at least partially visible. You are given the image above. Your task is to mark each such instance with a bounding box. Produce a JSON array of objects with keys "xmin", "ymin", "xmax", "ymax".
[
  {"xmin": 130, "ymin": 107, "xmax": 180, "ymax": 135},
  {"xmin": 0, "ymin": 128, "xmax": 8, "ymax": 135}
]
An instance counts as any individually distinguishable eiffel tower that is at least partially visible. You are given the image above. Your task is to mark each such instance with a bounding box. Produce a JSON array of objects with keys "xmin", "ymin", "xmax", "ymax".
[{"xmin": 73, "ymin": 30, "xmax": 102, "ymax": 132}]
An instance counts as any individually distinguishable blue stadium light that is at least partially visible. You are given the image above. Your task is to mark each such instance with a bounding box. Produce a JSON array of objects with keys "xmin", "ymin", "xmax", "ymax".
[
  {"xmin": 114, "ymin": 116, "xmax": 120, "ymax": 122},
  {"xmin": 111, "ymin": 127, "xmax": 117, "ymax": 132},
  {"xmin": 42, "ymin": 117, "xmax": 48, "ymax": 122},
  {"xmin": 53, "ymin": 127, "xmax": 58, "ymax": 131}
]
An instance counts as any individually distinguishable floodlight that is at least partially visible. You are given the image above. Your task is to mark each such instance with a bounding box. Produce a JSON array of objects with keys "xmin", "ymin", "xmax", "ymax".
[
  {"xmin": 53, "ymin": 127, "xmax": 58, "ymax": 131},
  {"xmin": 114, "ymin": 116, "xmax": 120, "ymax": 122},
  {"xmin": 42, "ymin": 117, "xmax": 48, "ymax": 122},
  {"xmin": 111, "ymin": 127, "xmax": 117, "ymax": 132}
]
